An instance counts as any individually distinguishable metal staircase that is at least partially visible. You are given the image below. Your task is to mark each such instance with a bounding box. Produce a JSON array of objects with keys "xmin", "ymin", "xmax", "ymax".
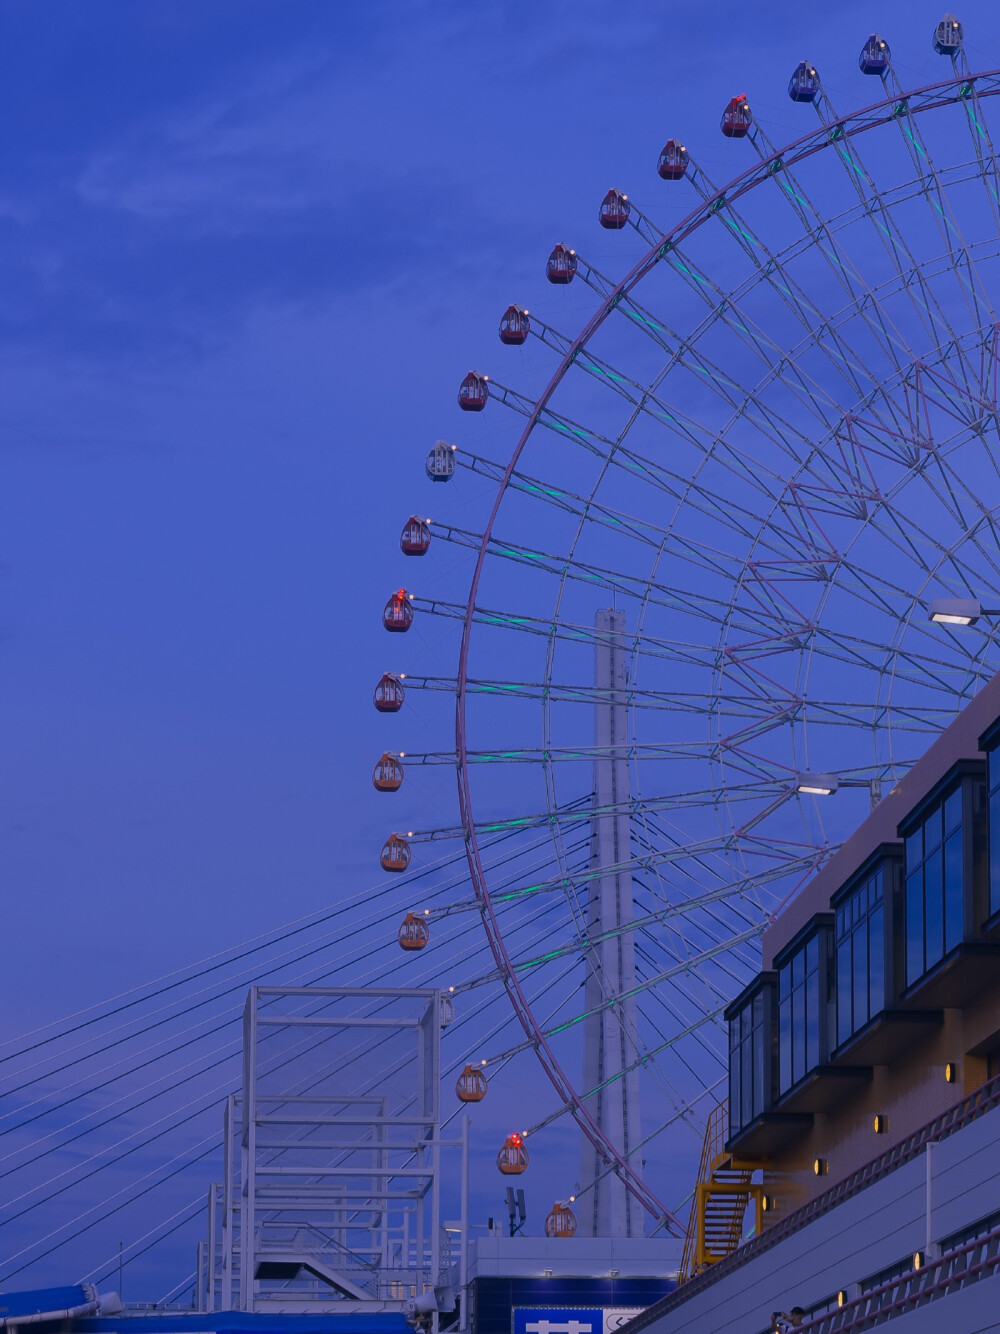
[{"xmin": 679, "ymin": 1102, "xmax": 766, "ymax": 1283}]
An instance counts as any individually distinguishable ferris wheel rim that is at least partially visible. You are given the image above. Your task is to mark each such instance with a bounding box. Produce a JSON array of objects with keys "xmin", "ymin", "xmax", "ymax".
[{"xmin": 453, "ymin": 67, "xmax": 1000, "ymax": 1226}]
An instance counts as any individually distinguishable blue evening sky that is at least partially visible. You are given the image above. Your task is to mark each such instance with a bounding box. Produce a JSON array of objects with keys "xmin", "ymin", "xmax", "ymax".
[{"xmin": 2, "ymin": 0, "xmax": 1000, "ymax": 1295}]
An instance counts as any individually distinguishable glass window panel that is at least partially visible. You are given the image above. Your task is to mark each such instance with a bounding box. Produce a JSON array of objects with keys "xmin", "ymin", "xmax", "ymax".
[
  {"xmin": 906, "ymin": 871, "xmax": 924, "ymax": 986},
  {"xmin": 753, "ymin": 993, "xmax": 764, "ymax": 1028},
  {"xmin": 860, "ymin": 882, "xmax": 869, "ymax": 914},
  {"xmin": 806, "ymin": 935, "xmax": 818, "ymax": 975},
  {"xmin": 779, "ymin": 998, "xmax": 791, "ymax": 1092},
  {"xmin": 837, "ymin": 938, "xmax": 852, "ymax": 1045},
  {"xmin": 869, "ymin": 905, "xmax": 884, "ymax": 1015},
  {"xmin": 793, "ymin": 1008, "xmax": 806, "ymax": 1084},
  {"xmin": 741, "ymin": 1037, "xmax": 753, "ymax": 1127},
  {"xmin": 836, "ymin": 907, "xmax": 845, "ymax": 936},
  {"xmin": 873, "ymin": 871, "xmax": 883, "ymax": 903},
  {"xmin": 925, "ymin": 805, "xmax": 943, "ymax": 854},
  {"xmin": 906, "ymin": 827, "xmax": 923, "ymax": 873},
  {"xmin": 852, "ymin": 919, "xmax": 869, "ymax": 1030},
  {"xmin": 805, "ymin": 970, "xmax": 820, "ymax": 1071},
  {"xmin": 990, "ymin": 791, "xmax": 1000, "ymax": 918},
  {"xmin": 991, "ymin": 751, "xmax": 1000, "ymax": 799},
  {"xmin": 944, "ymin": 830, "xmax": 963, "ymax": 952},
  {"xmin": 792, "ymin": 948, "xmax": 804, "ymax": 990},
  {"xmin": 753, "ymin": 1018, "xmax": 766, "ymax": 1118},
  {"xmin": 925, "ymin": 846, "xmax": 944, "ymax": 969},
  {"xmin": 779, "ymin": 963, "xmax": 791, "ymax": 1001},
  {"xmin": 944, "ymin": 786, "xmax": 962, "ymax": 834}
]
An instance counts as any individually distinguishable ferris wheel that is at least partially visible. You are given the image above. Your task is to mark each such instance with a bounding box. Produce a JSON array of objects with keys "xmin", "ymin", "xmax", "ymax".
[{"xmin": 374, "ymin": 16, "xmax": 1000, "ymax": 1238}]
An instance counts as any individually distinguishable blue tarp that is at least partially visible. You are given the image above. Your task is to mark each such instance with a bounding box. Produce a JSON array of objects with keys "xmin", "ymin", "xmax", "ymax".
[
  {"xmin": 77, "ymin": 1316, "xmax": 413, "ymax": 1334},
  {"xmin": 0, "ymin": 1287, "xmax": 92, "ymax": 1319}
]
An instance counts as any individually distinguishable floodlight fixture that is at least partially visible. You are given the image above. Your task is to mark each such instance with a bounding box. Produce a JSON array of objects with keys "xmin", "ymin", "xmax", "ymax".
[{"xmin": 797, "ymin": 773, "xmax": 839, "ymax": 796}]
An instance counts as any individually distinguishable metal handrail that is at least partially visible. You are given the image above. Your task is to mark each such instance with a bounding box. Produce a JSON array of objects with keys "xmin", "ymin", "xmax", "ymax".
[
  {"xmin": 799, "ymin": 1221, "xmax": 1000, "ymax": 1332},
  {"xmin": 626, "ymin": 1071, "xmax": 1000, "ymax": 1331}
]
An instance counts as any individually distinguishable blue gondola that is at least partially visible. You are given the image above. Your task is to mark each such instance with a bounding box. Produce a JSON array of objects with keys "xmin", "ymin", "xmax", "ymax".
[
  {"xmin": 859, "ymin": 33, "xmax": 891, "ymax": 75},
  {"xmin": 788, "ymin": 61, "xmax": 820, "ymax": 103},
  {"xmin": 933, "ymin": 13, "xmax": 963, "ymax": 56}
]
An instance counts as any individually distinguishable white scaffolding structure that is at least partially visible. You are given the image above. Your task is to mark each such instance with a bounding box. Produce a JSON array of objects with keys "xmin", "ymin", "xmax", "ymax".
[
  {"xmin": 581, "ymin": 609, "xmax": 643, "ymax": 1238},
  {"xmin": 202, "ymin": 986, "xmax": 468, "ymax": 1320}
]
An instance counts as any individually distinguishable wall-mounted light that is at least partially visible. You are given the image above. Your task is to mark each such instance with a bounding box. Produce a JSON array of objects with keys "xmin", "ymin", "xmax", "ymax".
[
  {"xmin": 945, "ymin": 1062, "xmax": 959, "ymax": 1084},
  {"xmin": 836, "ymin": 1291, "xmax": 847, "ymax": 1309},
  {"xmin": 873, "ymin": 1114, "xmax": 889, "ymax": 1134},
  {"xmin": 813, "ymin": 1157, "xmax": 828, "ymax": 1176},
  {"xmin": 928, "ymin": 597, "xmax": 982, "ymax": 626},
  {"xmin": 761, "ymin": 1194, "xmax": 775, "ymax": 1212},
  {"xmin": 913, "ymin": 1250, "xmax": 925, "ymax": 1271},
  {"xmin": 797, "ymin": 773, "xmax": 839, "ymax": 796}
]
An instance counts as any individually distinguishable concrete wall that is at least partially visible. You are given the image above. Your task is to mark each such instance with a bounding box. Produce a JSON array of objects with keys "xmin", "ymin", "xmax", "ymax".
[{"xmin": 634, "ymin": 1100, "xmax": 1000, "ymax": 1334}]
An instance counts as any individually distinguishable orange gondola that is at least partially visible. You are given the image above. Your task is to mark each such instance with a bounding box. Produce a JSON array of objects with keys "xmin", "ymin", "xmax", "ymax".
[
  {"xmin": 383, "ymin": 589, "xmax": 414, "ymax": 633},
  {"xmin": 373, "ymin": 753, "xmax": 403, "ymax": 792},
  {"xmin": 544, "ymin": 1202, "xmax": 578, "ymax": 1238},
  {"xmin": 400, "ymin": 516, "xmax": 431, "ymax": 556},
  {"xmin": 497, "ymin": 1132, "xmax": 528, "ymax": 1175},
  {"xmin": 381, "ymin": 833, "xmax": 411, "ymax": 873},
  {"xmin": 374, "ymin": 672, "xmax": 405, "ymax": 713},
  {"xmin": 456, "ymin": 1065, "xmax": 488, "ymax": 1103},
  {"xmin": 398, "ymin": 911, "xmax": 429, "ymax": 950}
]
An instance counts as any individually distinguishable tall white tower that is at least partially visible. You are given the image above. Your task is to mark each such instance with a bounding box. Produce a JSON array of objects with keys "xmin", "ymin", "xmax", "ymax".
[{"xmin": 580, "ymin": 608, "xmax": 643, "ymax": 1236}]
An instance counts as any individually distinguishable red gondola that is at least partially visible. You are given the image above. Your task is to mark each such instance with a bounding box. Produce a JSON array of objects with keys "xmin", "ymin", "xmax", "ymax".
[
  {"xmin": 456, "ymin": 1065, "xmax": 488, "ymax": 1102},
  {"xmin": 458, "ymin": 371, "xmax": 489, "ymax": 412},
  {"xmin": 657, "ymin": 139, "xmax": 690, "ymax": 180},
  {"xmin": 381, "ymin": 833, "xmax": 412, "ymax": 873},
  {"xmin": 497, "ymin": 1132, "xmax": 529, "ymax": 1175},
  {"xmin": 721, "ymin": 95, "xmax": 753, "ymax": 139},
  {"xmin": 546, "ymin": 244, "xmax": 577, "ymax": 285},
  {"xmin": 398, "ymin": 911, "xmax": 429, "ymax": 950},
  {"xmin": 599, "ymin": 189, "xmax": 630, "ymax": 230},
  {"xmin": 374, "ymin": 672, "xmax": 405, "ymax": 713},
  {"xmin": 373, "ymin": 753, "xmax": 404, "ymax": 792},
  {"xmin": 426, "ymin": 440, "xmax": 457, "ymax": 482},
  {"xmin": 383, "ymin": 589, "xmax": 414, "ymax": 633},
  {"xmin": 499, "ymin": 305, "xmax": 530, "ymax": 346},
  {"xmin": 544, "ymin": 1202, "xmax": 578, "ymax": 1238},
  {"xmin": 400, "ymin": 516, "xmax": 431, "ymax": 556}
]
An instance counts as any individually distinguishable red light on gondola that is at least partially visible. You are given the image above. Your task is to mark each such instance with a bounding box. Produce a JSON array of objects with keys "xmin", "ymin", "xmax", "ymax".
[
  {"xmin": 721, "ymin": 95, "xmax": 752, "ymax": 139},
  {"xmin": 498, "ymin": 1132, "xmax": 529, "ymax": 1175},
  {"xmin": 383, "ymin": 589, "xmax": 414, "ymax": 633}
]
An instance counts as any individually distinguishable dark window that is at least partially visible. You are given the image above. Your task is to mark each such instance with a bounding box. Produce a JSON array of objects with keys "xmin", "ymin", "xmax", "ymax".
[
  {"xmin": 778, "ymin": 934, "xmax": 823, "ymax": 1094},
  {"xmin": 835, "ymin": 868, "xmax": 885, "ymax": 1045},
  {"xmin": 905, "ymin": 784, "xmax": 966, "ymax": 987},
  {"xmin": 989, "ymin": 750, "xmax": 1000, "ymax": 918},
  {"xmin": 728, "ymin": 987, "xmax": 771, "ymax": 1134}
]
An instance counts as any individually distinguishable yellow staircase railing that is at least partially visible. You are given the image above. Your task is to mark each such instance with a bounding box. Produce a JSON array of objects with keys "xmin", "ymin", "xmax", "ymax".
[{"xmin": 678, "ymin": 1102, "xmax": 767, "ymax": 1284}]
